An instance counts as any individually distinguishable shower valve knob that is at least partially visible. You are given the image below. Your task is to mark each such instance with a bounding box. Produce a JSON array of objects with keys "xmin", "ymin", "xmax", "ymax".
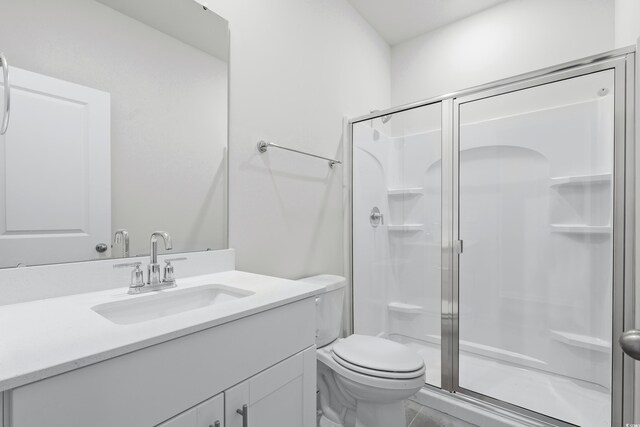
[{"xmin": 370, "ymin": 207, "xmax": 383, "ymax": 227}]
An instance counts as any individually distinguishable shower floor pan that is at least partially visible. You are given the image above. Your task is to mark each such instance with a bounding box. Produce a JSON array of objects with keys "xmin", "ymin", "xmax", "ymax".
[{"xmin": 387, "ymin": 334, "xmax": 610, "ymax": 427}]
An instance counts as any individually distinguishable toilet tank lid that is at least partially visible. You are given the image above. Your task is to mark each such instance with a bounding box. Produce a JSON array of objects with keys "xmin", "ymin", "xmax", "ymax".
[{"xmin": 296, "ymin": 274, "xmax": 346, "ymax": 292}]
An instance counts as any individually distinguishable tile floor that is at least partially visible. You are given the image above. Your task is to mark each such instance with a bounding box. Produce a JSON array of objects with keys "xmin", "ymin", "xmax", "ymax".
[{"xmin": 405, "ymin": 400, "xmax": 478, "ymax": 427}]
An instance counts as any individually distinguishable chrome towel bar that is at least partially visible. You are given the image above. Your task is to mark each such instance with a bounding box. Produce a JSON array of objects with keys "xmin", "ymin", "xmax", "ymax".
[
  {"xmin": 0, "ymin": 53, "xmax": 9, "ymax": 135},
  {"xmin": 257, "ymin": 140, "xmax": 342, "ymax": 168}
]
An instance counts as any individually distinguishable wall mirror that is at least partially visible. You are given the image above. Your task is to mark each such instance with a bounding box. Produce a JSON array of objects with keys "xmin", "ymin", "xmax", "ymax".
[{"xmin": 0, "ymin": 0, "xmax": 229, "ymax": 268}]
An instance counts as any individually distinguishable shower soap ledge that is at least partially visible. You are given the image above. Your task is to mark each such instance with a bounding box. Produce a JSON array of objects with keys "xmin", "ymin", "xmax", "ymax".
[
  {"xmin": 550, "ymin": 330, "xmax": 610, "ymax": 353},
  {"xmin": 387, "ymin": 302, "xmax": 423, "ymax": 314},
  {"xmin": 387, "ymin": 224, "xmax": 424, "ymax": 232},
  {"xmin": 550, "ymin": 224, "xmax": 611, "ymax": 234},
  {"xmin": 549, "ymin": 173, "xmax": 612, "ymax": 186},
  {"xmin": 387, "ymin": 187, "xmax": 424, "ymax": 196}
]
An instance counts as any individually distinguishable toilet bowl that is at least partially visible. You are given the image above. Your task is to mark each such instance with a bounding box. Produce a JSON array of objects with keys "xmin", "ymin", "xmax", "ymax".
[{"xmin": 297, "ymin": 275, "xmax": 426, "ymax": 427}]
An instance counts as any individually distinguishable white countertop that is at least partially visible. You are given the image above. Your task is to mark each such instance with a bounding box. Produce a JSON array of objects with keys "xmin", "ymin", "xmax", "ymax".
[{"xmin": 0, "ymin": 270, "xmax": 323, "ymax": 392}]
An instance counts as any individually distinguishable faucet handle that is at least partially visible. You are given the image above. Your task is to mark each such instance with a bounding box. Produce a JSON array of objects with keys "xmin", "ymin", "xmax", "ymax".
[
  {"xmin": 130, "ymin": 264, "xmax": 145, "ymax": 289},
  {"xmin": 113, "ymin": 262, "xmax": 145, "ymax": 291},
  {"xmin": 163, "ymin": 257, "xmax": 186, "ymax": 285}
]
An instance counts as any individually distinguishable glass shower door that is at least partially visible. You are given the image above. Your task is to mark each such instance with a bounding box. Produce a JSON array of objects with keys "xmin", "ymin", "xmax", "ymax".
[
  {"xmin": 352, "ymin": 103, "xmax": 442, "ymax": 387},
  {"xmin": 456, "ymin": 70, "xmax": 616, "ymax": 426}
]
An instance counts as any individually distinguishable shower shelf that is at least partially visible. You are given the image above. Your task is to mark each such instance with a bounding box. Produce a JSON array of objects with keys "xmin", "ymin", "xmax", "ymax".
[
  {"xmin": 549, "ymin": 173, "xmax": 612, "ymax": 187},
  {"xmin": 550, "ymin": 330, "xmax": 610, "ymax": 353},
  {"xmin": 387, "ymin": 187, "xmax": 424, "ymax": 196},
  {"xmin": 387, "ymin": 224, "xmax": 424, "ymax": 232},
  {"xmin": 387, "ymin": 302, "xmax": 423, "ymax": 315},
  {"xmin": 550, "ymin": 224, "xmax": 611, "ymax": 234}
]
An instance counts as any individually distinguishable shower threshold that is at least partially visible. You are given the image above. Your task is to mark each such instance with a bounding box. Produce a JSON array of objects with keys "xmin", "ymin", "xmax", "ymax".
[{"xmin": 387, "ymin": 334, "xmax": 610, "ymax": 427}]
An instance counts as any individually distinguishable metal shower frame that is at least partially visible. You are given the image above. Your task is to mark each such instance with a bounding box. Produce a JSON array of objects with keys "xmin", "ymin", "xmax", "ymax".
[{"xmin": 348, "ymin": 46, "xmax": 636, "ymax": 426}]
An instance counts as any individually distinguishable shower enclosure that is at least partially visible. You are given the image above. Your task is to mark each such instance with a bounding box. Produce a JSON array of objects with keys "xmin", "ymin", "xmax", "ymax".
[{"xmin": 350, "ymin": 48, "xmax": 635, "ymax": 427}]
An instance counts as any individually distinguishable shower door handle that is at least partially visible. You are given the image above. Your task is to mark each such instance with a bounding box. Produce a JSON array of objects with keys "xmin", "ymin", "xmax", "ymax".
[{"xmin": 619, "ymin": 330, "xmax": 640, "ymax": 360}]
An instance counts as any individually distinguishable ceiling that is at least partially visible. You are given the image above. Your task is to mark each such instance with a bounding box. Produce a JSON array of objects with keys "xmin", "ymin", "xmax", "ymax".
[{"xmin": 346, "ymin": 0, "xmax": 510, "ymax": 46}]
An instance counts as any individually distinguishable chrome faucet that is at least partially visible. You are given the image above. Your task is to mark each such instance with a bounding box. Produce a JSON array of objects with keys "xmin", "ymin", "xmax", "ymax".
[
  {"xmin": 113, "ymin": 229, "xmax": 130, "ymax": 257},
  {"xmin": 148, "ymin": 231, "xmax": 173, "ymax": 285},
  {"xmin": 113, "ymin": 231, "xmax": 180, "ymax": 294}
]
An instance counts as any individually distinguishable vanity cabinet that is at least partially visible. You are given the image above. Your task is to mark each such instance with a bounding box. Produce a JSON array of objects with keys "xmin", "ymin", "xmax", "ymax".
[
  {"xmin": 224, "ymin": 347, "xmax": 315, "ymax": 427},
  {"xmin": 157, "ymin": 394, "xmax": 224, "ymax": 427},
  {"xmin": 5, "ymin": 298, "xmax": 317, "ymax": 427},
  {"xmin": 156, "ymin": 347, "xmax": 315, "ymax": 427}
]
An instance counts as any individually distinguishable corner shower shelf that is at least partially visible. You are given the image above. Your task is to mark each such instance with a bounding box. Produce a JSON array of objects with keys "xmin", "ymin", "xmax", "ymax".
[
  {"xmin": 550, "ymin": 330, "xmax": 610, "ymax": 353},
  {"xmin": 550, "ymin": 224, "xmax": 611, "ymax": 234},
  {"xmin": 549, "ymin": 173, "xmax": 612, "ymax": 187},
  {"xmin": 387, "ymin": 302, "xmax": 423, "ymax": 315},
  {"xmin": 387, "ymin": 224, "xmax": 424, "ymax": 232},
  {"xmin": 387, "ymin": 187, "xmax": 424, "ymax": 196}
]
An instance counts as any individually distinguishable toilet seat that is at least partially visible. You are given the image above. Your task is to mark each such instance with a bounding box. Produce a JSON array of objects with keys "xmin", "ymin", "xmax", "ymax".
[
  {"xmin": 318, "ymin": 347, "xmax": 425, "ymax": 391},
  {"xmin": 332, "ymin": 353, "xmax": 425, "ymax": 380},
  {"xmin": 331, "ymin": 335, "xmax": 425, "ymax": 377}
]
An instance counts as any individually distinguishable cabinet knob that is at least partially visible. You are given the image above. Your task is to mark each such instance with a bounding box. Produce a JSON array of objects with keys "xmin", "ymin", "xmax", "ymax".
[
  {"xmin": 210, "ymin": 421, "xmax": 220, "ymax": 427},
  {"xmin": 236, "ymin": 404, "xmax": 248, "ymax": 427}
]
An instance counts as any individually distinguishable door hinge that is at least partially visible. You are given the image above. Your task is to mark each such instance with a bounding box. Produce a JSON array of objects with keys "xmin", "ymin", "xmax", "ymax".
[{"xmin": 455, "ymin": 239, "xmax": 463, "ymax": 254}]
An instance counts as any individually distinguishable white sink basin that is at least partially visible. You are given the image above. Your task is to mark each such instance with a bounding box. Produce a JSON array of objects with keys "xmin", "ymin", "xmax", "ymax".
[{"xmin": 91, "ymin": 284, "xmax": 254, "ymax": 325}]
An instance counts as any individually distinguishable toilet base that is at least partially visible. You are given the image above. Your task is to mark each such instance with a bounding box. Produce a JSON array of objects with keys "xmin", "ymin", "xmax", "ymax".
[
  {"xmin": 319, "ymin": 402, "xmax": 405, "ymax": 427},
  {"xmin": 316, "ymin": 341, "xmax": 425, "ymax": 427},
  {"xmin": 319, "ymin": 414, "xmax": 344, "ymax": 427},
  {"xmin": 354, "ymin": 400, "xmax": 405, "ymax": 427}
]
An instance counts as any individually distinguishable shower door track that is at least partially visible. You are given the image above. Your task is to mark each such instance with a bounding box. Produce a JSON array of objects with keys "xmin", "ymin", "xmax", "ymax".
[{"xmin": 349, "ymin": 46, "xmax": 636, "ymax": 427}]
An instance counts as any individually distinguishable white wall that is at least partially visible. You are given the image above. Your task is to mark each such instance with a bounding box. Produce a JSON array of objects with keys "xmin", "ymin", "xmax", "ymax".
[
  {"xmin": 615, "ymin": 0, "xmax": 640, "ymax": 48},
  {"xmin": 0, "ymin": 0, "xmax": 228, "ymax": 258},
  {"xmin": 391, "ymin": 0, "xmax": 615, "ymax": 106},
  {"xmin": 203, "ymin": 0, "xmax": 390, "ymax": 278}
]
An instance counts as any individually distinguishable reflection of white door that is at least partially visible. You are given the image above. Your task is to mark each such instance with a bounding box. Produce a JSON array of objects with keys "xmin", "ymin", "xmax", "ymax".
[{"xmin": 0, "ymin": 67, "xmax": 110, "ymax": 267}]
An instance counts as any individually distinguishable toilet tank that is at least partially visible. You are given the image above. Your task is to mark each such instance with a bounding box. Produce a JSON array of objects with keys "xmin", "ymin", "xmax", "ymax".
[{"xmin": 296, "ymin": 275, "xmax": 346, "ymax": 348}]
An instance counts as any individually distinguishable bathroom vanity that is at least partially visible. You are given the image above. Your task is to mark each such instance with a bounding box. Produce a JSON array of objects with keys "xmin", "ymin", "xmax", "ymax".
[
  {"xmin": 0, "ymin": 250, "xmax": 322, "ymax": 427},
  {"xmin": 0, "ymin": 2, "xmax": 324, "ymax": 425}
]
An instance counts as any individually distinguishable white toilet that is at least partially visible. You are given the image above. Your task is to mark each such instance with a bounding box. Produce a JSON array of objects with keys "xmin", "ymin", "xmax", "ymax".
[{"xmin": 297, "ymin": 275, "xmax": 426, "ymax": 427}]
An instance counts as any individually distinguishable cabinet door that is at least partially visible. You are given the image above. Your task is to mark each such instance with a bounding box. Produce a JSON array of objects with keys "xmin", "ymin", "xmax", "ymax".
[
  {"xmin": 156, "ymin": 393, "xmax": 223, "ymax": 427},
  {"xmin": 225, "ymin": 347, "xmax": 316, "ymax": 427},
  {"xmin": 156, "ymin": 408, "xmax": 197, "ymax": 427},
  {"xmin": 197, "ymin": 394, "xmax": 224, "ymax": 427}
]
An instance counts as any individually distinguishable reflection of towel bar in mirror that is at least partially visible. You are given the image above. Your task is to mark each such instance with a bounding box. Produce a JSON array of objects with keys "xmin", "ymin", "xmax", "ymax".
[{"xmin": 257, "ymin": 140, "xmax": 342, "ymax": 168}]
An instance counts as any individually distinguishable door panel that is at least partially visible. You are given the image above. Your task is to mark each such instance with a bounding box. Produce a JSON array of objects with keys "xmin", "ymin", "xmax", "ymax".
[
  {"xmin": 0, "ymin": 66, "xmax": 110, "ymax": 267},
  {"xmin": 457, "ymin": 70, "xmax": 615, "ymax": 427},
  {"xmin": 352, "ymin": 103, "xmax": 443, "ymax": 387}
]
